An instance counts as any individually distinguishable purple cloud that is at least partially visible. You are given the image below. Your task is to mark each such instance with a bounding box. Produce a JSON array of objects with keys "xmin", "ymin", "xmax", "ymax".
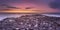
[{"xmin": 49, "ymin": 0, "xmax": 60, "ymax": 9}]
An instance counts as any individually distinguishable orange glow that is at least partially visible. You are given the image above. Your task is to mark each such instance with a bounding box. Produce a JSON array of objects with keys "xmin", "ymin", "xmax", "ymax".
[
  {"xmin": 0, "ymin": 10, "xmax": 40, "ymax": 13},
  {"xmin": 0, "ymin": 8, "xmax": 59, "ymax": 14}
]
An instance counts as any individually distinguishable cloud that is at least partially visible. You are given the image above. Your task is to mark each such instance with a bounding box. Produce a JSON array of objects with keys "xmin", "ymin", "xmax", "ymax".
[
  {"xmin": 2, "ymin": 4, "xmax": 20, "ymax": 9},
  {"xmin": 49, "ymin": 0, "xmax": 60, "ymax": 9},
  {"xmin": 25, "ymin": 7, "xmax": 34, "ymax": 9},
  {"xmin": 0, "ymin": 4, "xmax": 20, "ymax": 10}
]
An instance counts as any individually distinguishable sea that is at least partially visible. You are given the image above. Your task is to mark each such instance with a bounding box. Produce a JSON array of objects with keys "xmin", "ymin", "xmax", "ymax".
[{"xmin": 0, "ymin": 13, "xmax": 60, "ymax": 21}]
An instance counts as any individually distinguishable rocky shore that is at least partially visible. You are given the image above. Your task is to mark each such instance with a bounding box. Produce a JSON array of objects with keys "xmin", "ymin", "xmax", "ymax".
[{"xmin": 0, "ymin": 14, "xmax": 60, "ymax": 30}]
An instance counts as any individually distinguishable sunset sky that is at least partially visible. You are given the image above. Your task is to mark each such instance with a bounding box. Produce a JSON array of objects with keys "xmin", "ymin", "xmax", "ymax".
[{"xmin": 0, "ymin": 0, "xmax": 60, "ymax": 13}]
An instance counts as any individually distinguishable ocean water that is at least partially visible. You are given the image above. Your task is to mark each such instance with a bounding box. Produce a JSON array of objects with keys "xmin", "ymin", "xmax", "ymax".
[
  {"xmin": 0, "ymin": 14, "xmax": 30, "ymax": 21},
  {"xmin": 0, "ymin": 13, "xmax": 60, "ymax": 21},
  {"xmin": 42, "ymin": 14, "xmax": 60, "ymax": 17}
]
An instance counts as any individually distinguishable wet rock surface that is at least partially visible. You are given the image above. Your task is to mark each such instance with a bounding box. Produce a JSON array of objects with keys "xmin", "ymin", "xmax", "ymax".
[{"xmin": 0, "ymin": 14, "xmax": 60, "ymax": 30}]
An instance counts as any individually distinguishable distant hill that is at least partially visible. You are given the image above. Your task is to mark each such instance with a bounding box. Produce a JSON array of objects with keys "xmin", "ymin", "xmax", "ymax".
[{"xmin": 0, "ymin": 14, "xmax": 60, "ymax": 30}]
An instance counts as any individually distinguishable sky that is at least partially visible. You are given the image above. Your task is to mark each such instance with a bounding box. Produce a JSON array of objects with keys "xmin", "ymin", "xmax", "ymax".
[{"xmin": 0, "ymin": 0, "xmax": 60, "ymax": 13}]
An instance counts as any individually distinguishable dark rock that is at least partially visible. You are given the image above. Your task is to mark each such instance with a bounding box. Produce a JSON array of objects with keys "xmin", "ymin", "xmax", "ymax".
[{"xmin": 0, "ymin": 14, "xmax": 60, "ymax": 30}]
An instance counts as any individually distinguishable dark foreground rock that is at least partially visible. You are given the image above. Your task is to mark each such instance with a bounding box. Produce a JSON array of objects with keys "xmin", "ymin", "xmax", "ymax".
[{"xmin": 0, "ymin": 14, "xmax": 60, "ymax": 30}]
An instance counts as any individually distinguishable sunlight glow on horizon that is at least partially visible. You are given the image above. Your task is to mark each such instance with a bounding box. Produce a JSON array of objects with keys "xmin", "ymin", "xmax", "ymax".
[{"xmin": 0, "ymin": 10, "xmax": 40, "ymax": 13}]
